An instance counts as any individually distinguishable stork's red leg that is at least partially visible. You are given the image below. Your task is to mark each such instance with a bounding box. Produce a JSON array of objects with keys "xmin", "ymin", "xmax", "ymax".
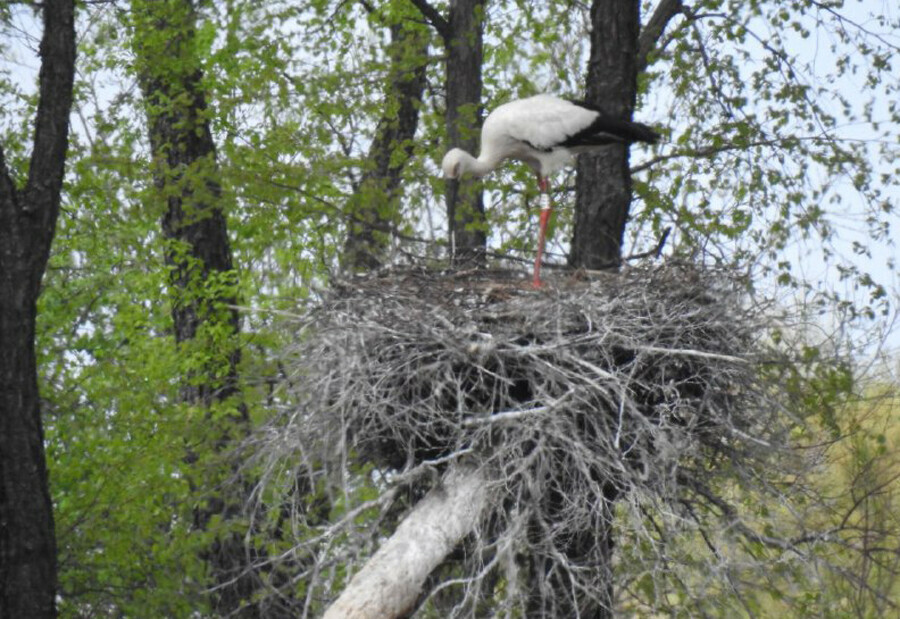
[{"xmin": 533, "ymin": 176, "xmax": 552, "ymax": 288}]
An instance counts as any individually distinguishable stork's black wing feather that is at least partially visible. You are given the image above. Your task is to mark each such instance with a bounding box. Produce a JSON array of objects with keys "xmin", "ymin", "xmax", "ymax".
[{"xmin": 561, "ymin": 99, "xmax": 660, "ymax": 147}]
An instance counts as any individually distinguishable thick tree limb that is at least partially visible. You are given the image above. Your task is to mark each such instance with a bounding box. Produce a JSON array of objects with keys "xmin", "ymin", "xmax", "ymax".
[
  {"xmin": 23, "ymin": 0, "xmax": 77, "ymax": 223},
  {"xmin": 323, "ymin": 464, "xmax": 488, "ymax": 619},
  {"xmin": 637, "ymin": 0, "xmax": 684, "ymax": 73},
  {"xmin": 407, "ymin": 0, "xmax": 450, "ymax": 42}
]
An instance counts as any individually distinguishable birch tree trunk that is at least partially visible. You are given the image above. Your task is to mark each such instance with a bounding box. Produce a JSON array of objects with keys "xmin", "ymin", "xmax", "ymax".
[{"xmin": 323, "ymin": 464, "xmax": 488, "ymax": 619}]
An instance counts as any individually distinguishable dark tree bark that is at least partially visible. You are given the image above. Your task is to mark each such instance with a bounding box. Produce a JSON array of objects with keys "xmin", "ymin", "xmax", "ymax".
[
  {"xmin": 342, "ymin": 20, "xmax": 429, "ymax": 271},
  {"xmin": 561, "ymin": 2, "xmax": 683, "ymax": 615},
  {"xmin": 408, "ymin": 0, "xmax": 486, "ymax": 266},
  {"xmin": 563, "ymin": 1, "xmax": 644, "ymax": 616},
  {"xmin": 135, "ymin": 0, "xmax": 245, "ymax": 421},
  {"xmin": 570, "ymin": 0, "xmax": 642, "ymax": 270},
  {"xmin": 0, "ymin": 1, "xmax": 76, "ymax": 617},
  {"xmin": 132, "ymin": 1, "xmax": 255, "ymax": 615},
  {"xmin": 142, "ymin": 65, "xmax": 243, "ymax": 408},
  {"xmin": 444, "ymin": 0, "xmax": 486, "ymax": 267}
]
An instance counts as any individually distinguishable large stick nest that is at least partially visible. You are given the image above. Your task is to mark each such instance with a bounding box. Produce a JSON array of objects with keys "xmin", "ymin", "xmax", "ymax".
[
  {"xmin": 258, "ymin": 263, "xmax": 789, "ymax": 614},
  {"xmin": 285, "ymin": 264, "xmax": 777, "ymax": 483}
]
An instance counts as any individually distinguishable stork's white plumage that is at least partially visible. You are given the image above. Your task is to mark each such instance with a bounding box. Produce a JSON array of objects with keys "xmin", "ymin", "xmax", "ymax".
[{"xmin": 442, "ymin": 94, "xmax": 659, "ymax": 287}]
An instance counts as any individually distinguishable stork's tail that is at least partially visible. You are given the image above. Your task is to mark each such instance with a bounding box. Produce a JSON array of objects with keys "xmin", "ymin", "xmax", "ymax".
[
  {"xmin": 617, "ymin": 120, "xmax": 660, "ymax": 144},
  {"xmin": 564, "ymin": 99, "xmax": 661, "ymax": 146},
  {"xmin": 579, "ymin": 116, "xmax": 660, "ymax": 145}
]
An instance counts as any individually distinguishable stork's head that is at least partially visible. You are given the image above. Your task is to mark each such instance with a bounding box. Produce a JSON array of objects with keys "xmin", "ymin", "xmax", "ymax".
[
  {"xmin": 442, "ymin": 148, "xmax": 497, "ymax": 179},
  {"xmin": 441, "ymin": 148, "xmax": 468, "ymax": 179}
]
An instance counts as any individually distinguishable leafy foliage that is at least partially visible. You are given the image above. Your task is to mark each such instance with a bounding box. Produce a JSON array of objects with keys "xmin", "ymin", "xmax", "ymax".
[{"xmin": 0, "ymin": 0, "xmax": 895, "ymax": 615}]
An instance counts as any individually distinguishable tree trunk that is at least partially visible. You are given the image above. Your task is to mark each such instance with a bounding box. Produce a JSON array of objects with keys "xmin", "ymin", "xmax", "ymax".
[
  {"xmin": 445, "ymin": 0, "xmax": 486, "ymax": 267},
  {"xmin": 564, "ymin": 1, "xmax": 642, "ymax": 616},
  {"xmin": 570, "ymin": 0, "xmax": 641, "ymax": 269},
  {"xmin": 132, "ymin": 1, "xmax": 255, "ymax": 615},
  {"xmin": 323, "ymin": 464, "xmax": 488, "ymax": 619},
  {"xmin": 342, "ymin": 20, "xmax": 429, "ymax": 271},
  {"xmin": 0, "ymin": 292, "xmax": 57, "ymax": 619},
  {"xmin": 0, "ymin": 1, "xmax": 76, "ymax": 617}
]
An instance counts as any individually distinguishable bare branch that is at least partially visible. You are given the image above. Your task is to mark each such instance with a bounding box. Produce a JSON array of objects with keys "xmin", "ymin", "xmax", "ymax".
[
  {"xmin": 631, "ymin": 137, "xmax": 813, "ymax": 173},
  {"xmin": 633, "ymin": 345, "xmax": 751, "ymax": 365}
]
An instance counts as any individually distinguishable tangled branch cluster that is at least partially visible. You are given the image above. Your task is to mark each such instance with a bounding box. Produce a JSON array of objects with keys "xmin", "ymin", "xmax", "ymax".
[{"xmin": 254, "ymin": 264, "xmax": 790, "ymax": 615}]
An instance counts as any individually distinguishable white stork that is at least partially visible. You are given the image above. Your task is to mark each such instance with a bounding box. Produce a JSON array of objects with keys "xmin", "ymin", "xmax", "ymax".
[{"xmin": 442, "ymin": 93, "xmax": 659, "ymax": 287}]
